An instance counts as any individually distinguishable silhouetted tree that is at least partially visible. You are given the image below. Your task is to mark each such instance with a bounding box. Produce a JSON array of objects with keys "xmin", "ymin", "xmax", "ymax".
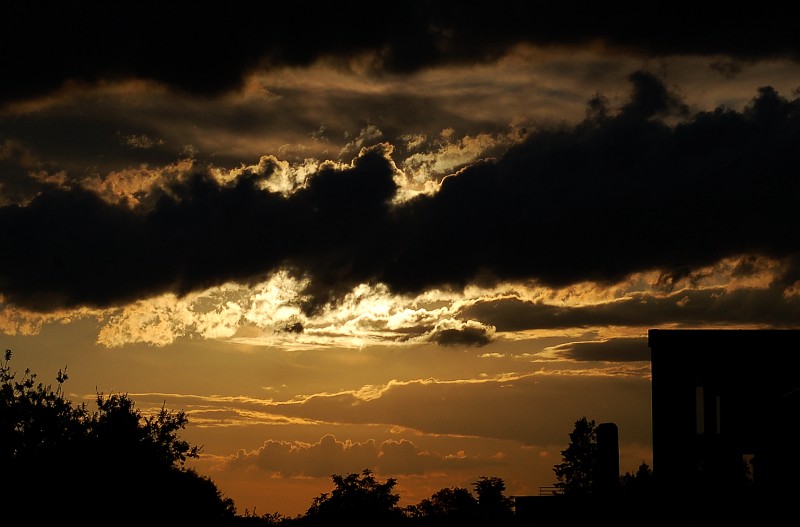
[
  {"xmin": 405, "ymin": 486, "xmax": 478, "ymax": 523},
  {"xmin": 620, "ymin": 461, "xmax": 654, "ymax": 497},
  {"xmin": 553, "ymin": 416, "xmax": 598, "ymax": 495},
  {"xmin": 233, "ymin": 509, "xmax": 292, "ymax": 526},
  {"xmin": 0, "ymin": 350, "xmax": 236, "ymax": 525},
  {"xmin": 301, "ymin": 469, "xmax": 404, "ymax": 526},
  {"xmin": 473, "ymin": 476, "xmax": 515, "ymax": 524}
]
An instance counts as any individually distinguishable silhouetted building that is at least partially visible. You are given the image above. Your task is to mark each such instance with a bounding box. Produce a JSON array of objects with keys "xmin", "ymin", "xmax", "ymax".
[
  {"xmin": 516, "ymin": 329, "xmax": 800, "ymax": 523},
  {"xmin": 648, "ymin": 329, "xmax": 800, "ymax": 502}
]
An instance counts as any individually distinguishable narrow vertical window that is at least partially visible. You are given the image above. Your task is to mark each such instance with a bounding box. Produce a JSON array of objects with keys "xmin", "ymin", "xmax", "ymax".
[
  {"xmin": 715, "ymin": 395, "xmax": 721, "ymax": 435},
  {"xmin": 696, "ymin": 386, "xmax": 704, "ymax": 435}
]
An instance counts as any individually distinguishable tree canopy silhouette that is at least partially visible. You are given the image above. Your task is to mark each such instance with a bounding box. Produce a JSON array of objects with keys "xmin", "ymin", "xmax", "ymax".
[
  {"xmin": 301, "ymin": 468, "xmax": 405, "ymax": 526},
  {"xmin": 292, "ymin": 470, "xmax": 516, "ymax": 526},
  {"xmin": 0, "ymin": 349, "xmax": 236, "ymax": 525},
  {"xmin": 619, "ymin": 461, "xmax": 654, "ymax": 497},
  {"xmin": 405, "ymin": 486, "xmax": 478, "ymax": 523},
  {"xmin": 403, "ymin": 475, "xmax": 514, "ymax": 525},
  {"xmin": 473, "ymin": 475, "xmax": 515, "ymax": 523},
  {"xmin": 553, "ymin": 416, "xmax": 599, "ymax": 495}
]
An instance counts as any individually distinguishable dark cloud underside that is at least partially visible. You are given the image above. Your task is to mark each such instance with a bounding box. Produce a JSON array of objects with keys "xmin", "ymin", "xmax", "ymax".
[
  {"xmin": 460, "ymin": 287, "xmax": 800, "ymax": 333},
  {"xmin": 4, "ymin": 2, "xmax": 800, "ymax": 105},
  {"xmin": 429, "ymin": 326, "xmax": 492, "ymax": 347},
  {"xmin": 548, "ymin": 338, "xmax": 652, "ymax": 362},
  {"xmin": 2, "ymin": 74, "xmax": 800, "ymax": 314}
]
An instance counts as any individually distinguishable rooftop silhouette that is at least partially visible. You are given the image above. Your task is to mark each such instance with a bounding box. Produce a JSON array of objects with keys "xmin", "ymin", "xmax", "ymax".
[
  {"xmin": 516, "ymin": 329, "xmax": 800, "ymax": 524},
  {"xmin": 649, "ymin": 329, "xmax": 800, "ymax": 500}
]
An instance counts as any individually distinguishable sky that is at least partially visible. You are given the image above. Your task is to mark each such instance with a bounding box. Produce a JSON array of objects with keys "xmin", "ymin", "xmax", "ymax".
[{"xmin": 3, "ymin": 2, "xmax": 800, "ymax": 517}]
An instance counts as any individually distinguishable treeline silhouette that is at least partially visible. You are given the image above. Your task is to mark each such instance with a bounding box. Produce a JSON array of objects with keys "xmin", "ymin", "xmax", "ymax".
[{"xmin": 2, "ymin": 352, "xmax": 656, "ymax": 526}]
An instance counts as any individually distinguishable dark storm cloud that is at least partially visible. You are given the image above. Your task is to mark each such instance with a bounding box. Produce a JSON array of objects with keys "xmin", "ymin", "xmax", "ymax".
[
  {"xmin": 380, "ymin": 73, "xmax": 800, "ymax": 297},
  {"xmin": 459, "ymin": 286, "xmax": 800, "ymax": 332},
  {"xmin": 0, "ymin": 82, "xmax": 492, "ymax": 177},
  {"xmin": 547, "ymin": 338, "xmax": 651, "ymax": 362},
  {"xmin": 0, "ymin": 110, "xmax": 179, "ymax": 179},
  {"xmin": 4, "ymin": 2, "xmax": 800, "ymax": 105},
  {"xmin": 2, "ymin": 73, "xmax": 800, "ymax": 315},
  {"xmin": 429, "ymin": 325, "xmax": 493, "ymax": 347},
  {"xmin": 0, "ymin": 140, "xmax": 47, "ymax": 204},
  {"xmin": 0, "ymin": 146, "xmax": 397, "ymax": 312}
]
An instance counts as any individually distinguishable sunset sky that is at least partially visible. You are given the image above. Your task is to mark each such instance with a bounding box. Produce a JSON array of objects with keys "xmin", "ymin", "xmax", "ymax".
[{"xmin": 3, "ymin": 2, "xmax": 800, "ymax": 517}]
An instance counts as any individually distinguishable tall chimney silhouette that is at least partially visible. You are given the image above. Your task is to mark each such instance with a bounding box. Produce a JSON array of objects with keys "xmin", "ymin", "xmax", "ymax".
[{"xmin": 596, "ymin": 422, "xmax": 620, "ymax": 495}]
